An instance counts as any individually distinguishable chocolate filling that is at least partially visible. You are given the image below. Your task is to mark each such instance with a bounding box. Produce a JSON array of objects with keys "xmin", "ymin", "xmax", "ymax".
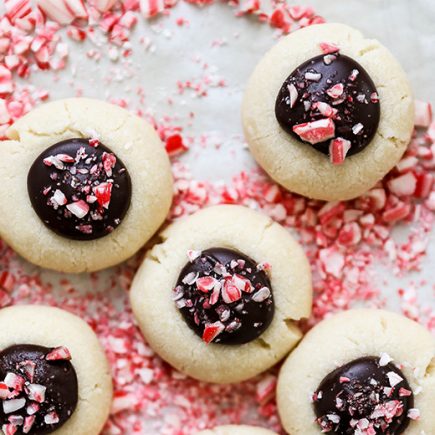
[
  {"xmin": 174, "ymin": 248, "xmax": 274, "ymax": 345},
  {"xmin": 313, "ymin": 356, "xmax": 414, "ymax": 434},
  {"xmin": 0, "ymin": 344, "xmax": 78, "ymax": 434},
  {"xmin": 275, "ymin": 53, "xmax": 380, "ymax": 158},
  {"xmin": 27, "ymin": 138, "xmax": 131, "ymax": 241}
]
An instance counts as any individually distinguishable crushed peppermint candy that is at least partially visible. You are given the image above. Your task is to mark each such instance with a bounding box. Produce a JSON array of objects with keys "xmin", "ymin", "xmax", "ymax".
[
  {"xmin": 174, "ymin": 248, "xmax": 274, "ymax": 345},
  {"xmin": 0, "ymin": 0, "xmax": 433, "ymax": 433},
  {"xmin": 314, "ymin": 356, "xmax": 415, "ymax": 434},
  {"xmin": 28, "ymin": 138, "xmax": 131, "ymax": 240},
  {"xmin": 275, "ymin": 52, "xmax": 380, "ymax": 163},
  {"xmin": 0, "ymin": 344, "xmax": 77, "ymax": 432}
]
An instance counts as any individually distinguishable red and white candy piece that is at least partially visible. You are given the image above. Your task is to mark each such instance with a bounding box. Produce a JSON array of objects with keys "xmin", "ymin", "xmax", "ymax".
[
  {"xmin": 17, "ymin": 360, "xmax": 36, "ymax": 383},
  {"xmin": 46, "ymin": 346, "xmax": 72, "ymax": 361},
  {"xmin": 4, "ymin": 373, "xmax": 24, "ymax": 392},
  {"xmin": 165, "ymin": 134, "xmax": 188, "ymax": 157},
  {"xmin": 222, "ymin": 280, "xmax": 242, "ymax": 304},
  {"xmin": 202, "ymin": 322, "xmax": 224, "ymax": 344},
  {"xmin": 326, "ymin": 83, "xmax": 344, "ymax": 99},
  {"xmin": 287, "ymin": 83, "xmax": 298, "ymax": 108},
  {"xmin": 195, "ymin": 276, "xmax": 216, "ymax": 293},
  {"xmin": 102, "ymin": 152, "xmax": 116, "ymax": 177},
  {"xmin": 66, "ymin": 200, "xmax": 89, "ymax": 219},
  {"xmin": 51, "ymin": 189, "xmax": 67, "ymax": 207},
  {"xmin": 388, "ymin": 173, "xmax": 417, "ymax": 197},
  {"xmin": 414, "ymin": 100, "xmax": 432, "ymax": 128},
  {"xmin": 23, "ymin": 415, "xmax": 36, "ymax": 433},
  {"xmin": 94, "ymin": 182, "xmax": 113, "ymax": 209},
  {"xmin": 2, "ymin": 423, "xmax": 17, "ymax": 435},
  {"xmin": 319, "ymin": 41, "xmax": 339, "ymax": 54},
  {"xmin": 0, "ymin": 383, "xmax": 10, "ymax": 400},
  {"xmin": 293, "ymin": 118, "xmax": 335, "ymax": 145},
  {"xmin": 186, "ymin": 250, "xmax": 201, "ymax": 262},
  {"xmin": 36, "ymin": 0, "xmax": 87, "ymax": 25},
  {"xmin": 313, "ymin": 101, "xmax": 337, "ymax": 118},
  {"xmin": 232, "ymin": 274, "xmax": 252, "ymax": 293},
  {"xmin": 25, "ymin": 384, "xmax": 46, "ymax": 403},
  {"xmin": 44, "ymin": 411, "xmax": 60, "ymax": 425},
  {"xmin": 329, "ymin": 137, "xmax": 351, "ymax": 165}
]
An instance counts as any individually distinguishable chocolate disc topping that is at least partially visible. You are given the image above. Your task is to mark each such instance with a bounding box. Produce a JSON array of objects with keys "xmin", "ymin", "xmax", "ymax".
[
  {"xmin": 0, "ymin": 344, "xmax": 78, "ymax": 434},
  {"xmin": 275, "ymin": 53, "xmax": 380, "ymax": 163},
  {"xmin": 313, "ymin": 356, "xmax": 414, "ymax": 434},
  {"xmin": 174, "ymin": 248, "xmax": 274, "ymax": 345},
  {"xmin": 27, "ymin": 138, "xmax": 131, "ymax": 240}
]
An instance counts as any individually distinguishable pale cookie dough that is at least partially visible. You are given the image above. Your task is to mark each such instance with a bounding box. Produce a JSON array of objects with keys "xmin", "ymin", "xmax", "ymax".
[
  {"xmin": 242, "ymin": 23, "xmax": 414, "ymax": 201},
  {"xmin": 277, "ymin": 309, "xmax": 435, "ymax": 435},
  {"xmin": 130, "ymin": 205, "xmax": 312, "ymax": 384},
  {"xmin": 0, "ymin": 98, "xmax": 173, "ymax": 273},
  {"xmin": 196, "ymin": 425, "xmax": 278, "ymax": 435},
  {"xmin": 0, "ymin": 305, "xmax": 112, "ymax": 435}
]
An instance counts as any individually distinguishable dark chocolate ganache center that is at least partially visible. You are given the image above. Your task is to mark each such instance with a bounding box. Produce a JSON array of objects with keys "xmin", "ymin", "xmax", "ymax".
[
  {"xmin": 0, "ymin": 344, "xmax": 78, "ymax": 434},
  {"xmin": 275, "ymin": 53, "xmax": 380, "ymax": 163},
  {"xmin": 173, "ymin": 248, "xmax": 274, "ymax": 345},
  {"xmin": 27, "ymin": 138, "xmax": 131, "ymax": 241},
  {"xmin": 313, "ymin": 356, "xmax": 414, "ymax": 434}
]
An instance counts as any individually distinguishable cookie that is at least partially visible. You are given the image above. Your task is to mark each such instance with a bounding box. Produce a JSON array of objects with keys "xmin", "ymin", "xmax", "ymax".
[
  {"xmin": 196, "ymin": 425, "xmax": 278, "ymax": 435},
  {"xmin": 130, "ymin": 205, "xmax": 312, "ymax": 383},
  {"xmin": 0, "ymin": 98, "xmax": 173, "ymax": 273},
  {"xmin": 277, "ymin": 309, "xmax": 435, "ymax": 434},
  {"xmin": 242, "ymin": 23, "xmax": 414, "ymax": 201},
  {"xmin": 0, "ymin": 305, "xmax": 112, "ymax": 434}
]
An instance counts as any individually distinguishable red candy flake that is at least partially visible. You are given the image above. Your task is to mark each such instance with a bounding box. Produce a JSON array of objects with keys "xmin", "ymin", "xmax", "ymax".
[
  {"xmin": 165, "ymin": 134, "xmax": 189, "ymax": 157},
  {"xmin": 292, "ymin": 118, "xmax": 335, "ymax": 145},
  {"xmin": 319, "ymin": 41, "xmax": 340, "ymax": 54},
  {"xmin": 0, "ymin": 271, "xmax": 15, "ymax": 293},
  {"xmin": 202, "ymin": 321, "xmax": 224, "ymax": 344},
  {"xmin": 329, "ymin": 137, "xmax": 351, "ymax": 165},
  {"xmin": 23, "ymin": 415, "xmax": 35, "ymax": 433},
  {"xmin": 0, "ymin": 383, "xmax": 10, "ymax": 400},
  {"xmin": 45, "ymin": 346, "xmax": 71, "ymax": 361},
  {"xmin": 94, "ymin": 182, "xmax": 113, "ymax": 209},
  {"xmin": 2, "ymin": 423, "xmax": 17, "ymax": 435}
]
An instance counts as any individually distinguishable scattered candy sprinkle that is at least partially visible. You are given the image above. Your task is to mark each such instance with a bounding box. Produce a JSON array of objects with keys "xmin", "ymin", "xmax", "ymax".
[{"xmin": 0, "ymin": 1, "xmax": 433, "ymax": 433}]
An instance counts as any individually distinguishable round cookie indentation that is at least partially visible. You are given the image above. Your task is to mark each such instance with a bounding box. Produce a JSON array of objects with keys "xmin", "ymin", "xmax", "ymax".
[
  {"xmin": 275, "ymin": 54, "xmax": 380, "ymax": 157},
  {"xmin": 0, "ymin": 344, "xmax": 78, "ymax": 434},
  {"xmin": 174, "ymin": 248, "xmax": 274, "ymax": 345},
  {"xmin": 27, "ymin": 138, "xmax": 131, "ymax": 241},
  {"xmin": 313, "ymin": 356, "xmax": 413, "ymax": 434}
]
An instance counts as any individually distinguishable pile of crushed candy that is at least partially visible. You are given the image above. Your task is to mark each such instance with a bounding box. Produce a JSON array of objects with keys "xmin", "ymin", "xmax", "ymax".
[{"xmin": 0, "ymin": 1, "xmax": 434, "ymax": 433}]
